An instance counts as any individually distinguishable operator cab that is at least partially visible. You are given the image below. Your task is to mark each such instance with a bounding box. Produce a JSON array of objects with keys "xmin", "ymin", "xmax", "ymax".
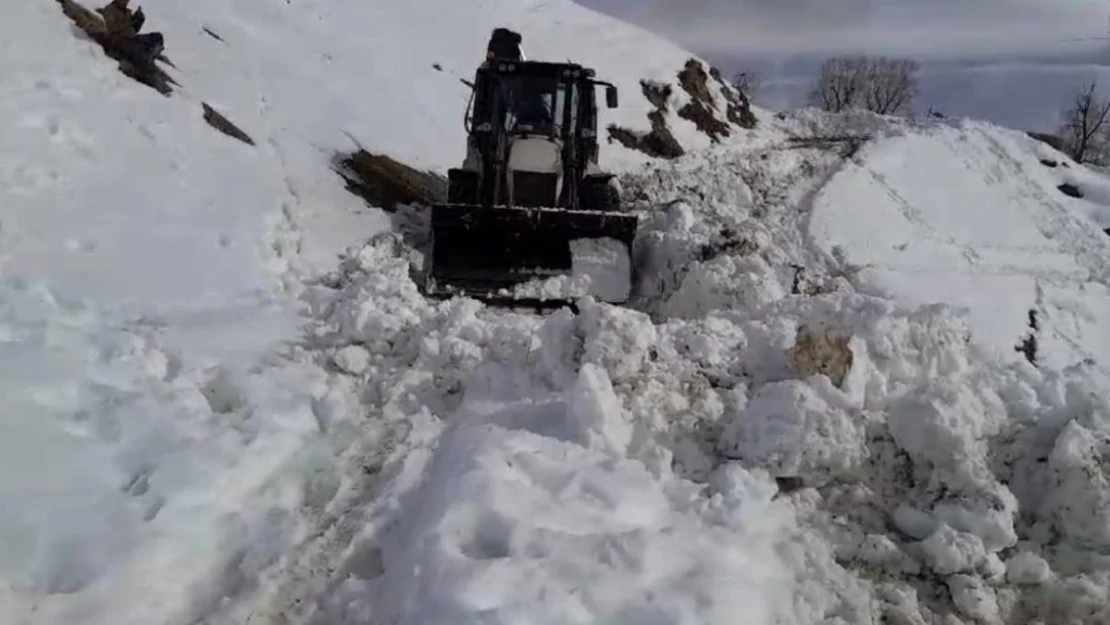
[
  {"xmin": 480, "ymin": 27, "xmax": 616, "ymax": 139},
  {"xmin": 453, "ymin": 28, "xmax": 620, "ymax": 211},
  {"xmin": 469, "ymin": 60, "xmax": 619, "ymax": 142},
  {"xmin": 504, "ymin": 73, "xmax": 556, "ymax": 135}
]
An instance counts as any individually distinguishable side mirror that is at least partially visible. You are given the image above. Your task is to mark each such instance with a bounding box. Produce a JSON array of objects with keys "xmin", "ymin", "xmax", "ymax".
[{"xmin": 605, "ymin": 85, "xmax": 618, "ymax": 109}]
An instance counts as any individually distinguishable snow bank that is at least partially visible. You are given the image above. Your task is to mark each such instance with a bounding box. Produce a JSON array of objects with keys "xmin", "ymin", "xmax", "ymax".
[{"xmin": 809, "ymin": 117, "xmax": 1110, "ymax": 373}]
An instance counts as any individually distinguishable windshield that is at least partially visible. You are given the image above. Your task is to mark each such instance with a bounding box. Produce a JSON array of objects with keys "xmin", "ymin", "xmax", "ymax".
[{"xmin": 502, "ymin": 74, "xmax": 565, "ymax": 135}]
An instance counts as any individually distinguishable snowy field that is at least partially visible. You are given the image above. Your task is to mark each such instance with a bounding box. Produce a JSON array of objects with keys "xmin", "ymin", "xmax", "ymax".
[{"xmin": 4, "ymin": 1, "xmax": 1110, "ymax": 625}]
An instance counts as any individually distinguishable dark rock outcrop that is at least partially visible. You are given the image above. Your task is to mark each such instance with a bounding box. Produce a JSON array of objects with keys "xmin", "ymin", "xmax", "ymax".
[
  {"xmin": 607, "ymin": 80, "xmax": 685, "ymax": 159},
  {"xmin": 334, "ymin": 149, "xmax": 447, "ymax": 211}
]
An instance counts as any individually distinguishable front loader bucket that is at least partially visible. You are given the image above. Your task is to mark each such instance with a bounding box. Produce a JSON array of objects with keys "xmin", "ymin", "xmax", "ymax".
[{"xmin": 424, "ymin": 203, "xmax": 638, "ymax": 305}]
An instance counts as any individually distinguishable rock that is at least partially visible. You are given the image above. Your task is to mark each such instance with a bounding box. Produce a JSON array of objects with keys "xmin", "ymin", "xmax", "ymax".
[
  {"xmin": 1057, "ymin": 182, "xmax": 1083, "ymax": 199},
  {"xmin": 789, "ymin": 323, "xmax": 854, "ymax": 388},
  {"xmin": 607, "ymin": 81, "xmax": 685, "ymax": 159},
  {"xmin": 202, "ymin": 102, "xmax": 255, "ymax": 146}
]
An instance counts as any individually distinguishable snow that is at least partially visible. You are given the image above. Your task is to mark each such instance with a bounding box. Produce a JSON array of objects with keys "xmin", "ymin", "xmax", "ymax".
[
  {"xmin": 1, "ymin": 0, "xmax": 745, "ymax": 621},
  {"xmin": 6, "ymin": 0, "xmax": 1110, "ymax": 624},
  {"xmin": 808, "ymin": 119, "xmax": 1110, "ymax": 373},
  {"xmin": 509, "ymin": 237, "xmax": 633, "ymax": 302}
]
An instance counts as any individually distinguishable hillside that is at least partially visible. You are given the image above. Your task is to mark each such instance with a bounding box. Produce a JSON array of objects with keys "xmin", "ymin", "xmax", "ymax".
[
  {"xmin": 8, "ymin": 0, "xmax": 749, "ymax": 310},
  {"xmin": 4, "ymin": 1, "xmax": 1110, "ymax": 625}
]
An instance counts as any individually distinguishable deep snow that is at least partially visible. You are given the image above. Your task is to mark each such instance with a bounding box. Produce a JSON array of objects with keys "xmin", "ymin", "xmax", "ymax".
[
  {"xmin": 0, "ymin": 0, "xmax": 741, "ymax": 623},
  {"xmin": 243, "ymin": 111, "xmax": 1110, "ymax": 624},
  {"xmin": 5, "ymin": 1, "xmax": 1110, "ymax": 625}
]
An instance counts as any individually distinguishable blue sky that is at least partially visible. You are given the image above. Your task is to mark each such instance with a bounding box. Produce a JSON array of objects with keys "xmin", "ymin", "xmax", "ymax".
[{"xmin": 577, "ymin": 0, "xmax": 1110, "ymax": 132}]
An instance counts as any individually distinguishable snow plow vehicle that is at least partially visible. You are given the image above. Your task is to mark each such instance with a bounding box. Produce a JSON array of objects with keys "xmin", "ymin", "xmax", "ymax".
[{"xmin": 422, "ymin": 28, "xmax": 638, "ymax": 308}]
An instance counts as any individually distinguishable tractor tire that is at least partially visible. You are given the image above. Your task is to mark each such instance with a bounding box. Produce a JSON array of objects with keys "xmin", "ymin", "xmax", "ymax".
[
  {"xmin": 600, "ymin": 179, "xmax": 621, "ymax": 212},
  {"xmin": 584, "ymin": 175, "xmax": 622, "ymax": 212},
  {"xmin": 447, "ymin": 168, "xmax": 479, "ymax": 205}
]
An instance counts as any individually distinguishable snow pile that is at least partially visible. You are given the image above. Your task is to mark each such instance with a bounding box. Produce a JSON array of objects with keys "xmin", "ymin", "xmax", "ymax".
[
  {"xmin": 608, "ymin": 111, "xmax": 1110, "ymax": 624},
  {"xmin": 1, "ymin": 0, "xmax": 754, "ymax": 622},
  {"xmin": 235, "ymin": 234, "xmax": 861, "ymax": 625},
  {"xmin": 509, "ymin": 237, "xmax": 633, "ymax": 302},
  {"xmin": 271, "ymin": 186, "xmax": 1110, "ymax": 624}
]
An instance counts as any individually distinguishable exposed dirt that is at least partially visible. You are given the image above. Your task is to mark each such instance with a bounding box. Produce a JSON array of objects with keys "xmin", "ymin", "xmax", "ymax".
[
  {"xmin": 607, "ymin": 59, "xmax": 759, "ymax": 158},
  {"xmin": 334, "ymin": 149, "xmax": 447, "ymax": 212},
  {"xmin": 640, "ymin": 80, "xmax": 672, "ymax": 110},
  {"xmin": 1057, "ymin": 182, "xmax": 1083, "ymax": 199},
  {"xmin": 789, "ymin": 324, "xmax": 854, "ymax": 389}
]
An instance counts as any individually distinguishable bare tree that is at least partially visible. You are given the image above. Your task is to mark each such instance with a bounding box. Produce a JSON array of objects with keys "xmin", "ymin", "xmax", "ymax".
[
  {"xmin": 1058, "ymin": 81, "xmax": 1110, "ymax": 164},
  {"xmin": 863, "ymin": 58, "xmax": 920, "ymax": 115},
  {"xmin": 732, "ymin": 70, "xmax": 762, "ymax": 101},
  {"xmin": 807, "ymin": 55, "xmax": 920, "ymax": 115},
  {"xmin": 808, "ymin": 56, "xmax": 868, "ymax": 113}
]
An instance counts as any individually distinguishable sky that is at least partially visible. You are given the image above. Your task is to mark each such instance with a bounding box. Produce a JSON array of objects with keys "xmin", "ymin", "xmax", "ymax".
[{"xmin": 577, "ymin": 0, "xmax": 1110, "ymax": 132}]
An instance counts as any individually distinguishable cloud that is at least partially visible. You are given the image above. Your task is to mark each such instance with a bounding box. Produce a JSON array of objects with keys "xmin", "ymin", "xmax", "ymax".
[{"xmin": 582, "ymin": 0, "xmax": 1110, "ymax": 59}]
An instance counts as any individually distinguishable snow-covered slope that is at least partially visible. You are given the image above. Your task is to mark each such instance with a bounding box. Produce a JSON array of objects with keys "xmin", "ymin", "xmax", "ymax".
[
  {"xmin": 7, "ymin": 0, "xmax": 728, "ymax": 310},
  {"xmin": 810, "ymin": 116, "xmax": 1110, "ymax": 374},
  {"xmin": 6, "ymin": 1, "xmax": 1110, "ymax": 625}
]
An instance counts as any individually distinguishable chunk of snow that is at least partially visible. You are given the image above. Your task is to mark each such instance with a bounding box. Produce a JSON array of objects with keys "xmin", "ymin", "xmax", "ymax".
[
  {"xmin": 919, "ymin": 524, "xmax": 988, "ymax": 575},
  {"xmin": 333, "ymin": 345, "xmax": 371, "ymax": 375},
  {"xmin": 718, "ymin": 379, "xmax": 867, "ymax": 485},
  {"xmin": 1006, "ymin": 551, "xmax": 1053, "ymax": 586},
  {"xmin": 566, "ymin": 363, "xmax": 632, "ymax": 455},
  {"xmin": 509, "ymin": 237, "xmax": 632, "ymax": 302}
]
